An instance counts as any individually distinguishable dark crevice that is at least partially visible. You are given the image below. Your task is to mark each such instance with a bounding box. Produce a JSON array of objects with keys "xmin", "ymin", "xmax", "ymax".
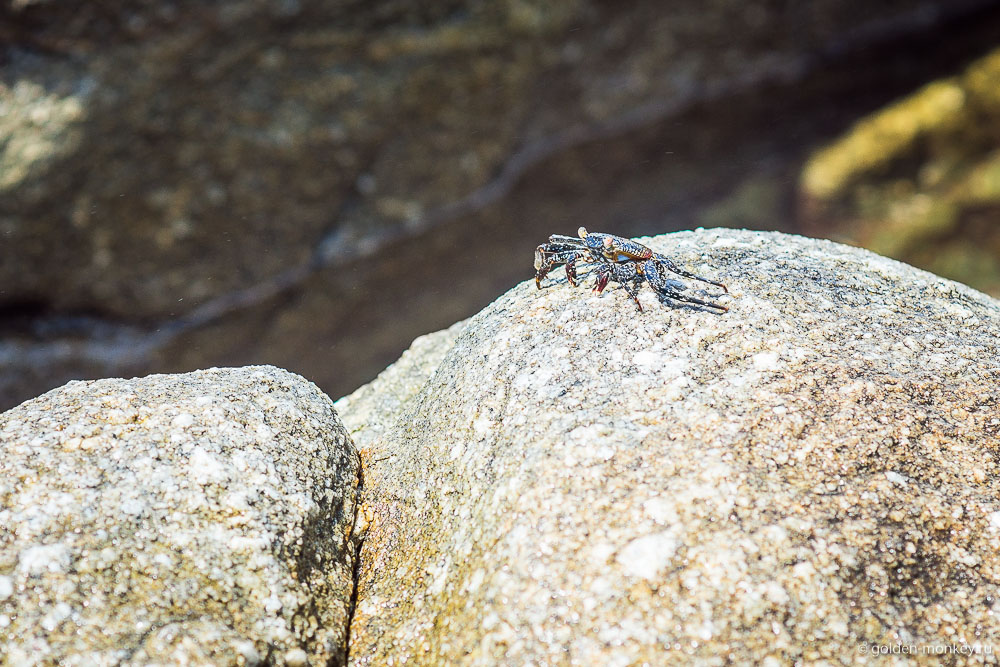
[
  {"xmin": 0, "ymin": 299, "xmax": 143, "ymax": 339},
  {"xmin": 341, "ymin": 461, "xmax": 366, "ymax": 666}
]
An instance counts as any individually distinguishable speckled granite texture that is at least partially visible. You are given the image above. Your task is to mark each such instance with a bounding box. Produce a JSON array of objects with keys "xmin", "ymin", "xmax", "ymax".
[
  {"xmin": 337, "ymin": 229, "xmax": 1000, "ymax": 665},
  {"xmin": 0, "ymin": 366, "xmax": 360, "ymax": 666}
]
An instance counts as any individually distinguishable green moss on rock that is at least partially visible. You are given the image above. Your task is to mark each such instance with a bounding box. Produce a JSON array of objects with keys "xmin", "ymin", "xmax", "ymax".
[{"xmin": 800, "ymin": 48, "xmax": 1000, "ymax": 296}]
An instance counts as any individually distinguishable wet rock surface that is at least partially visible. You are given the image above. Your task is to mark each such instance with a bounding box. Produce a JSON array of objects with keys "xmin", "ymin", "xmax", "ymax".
[
  {"xmin": 338, "ymin": 229, "xmax": 1000, "ymax": 665},
  {"xmin": 0, "ymin": 366, "xmax": 360, "ymax": 666}
]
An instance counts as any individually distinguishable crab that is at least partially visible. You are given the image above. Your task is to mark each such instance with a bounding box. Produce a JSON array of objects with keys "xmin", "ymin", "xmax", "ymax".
[
  {"xmin": 533, "ymin": 227, "xmax": 728, "ymax": 312},
  {"xmin": 533, "ymin": 227, "xmax": 652, "ymax": 287}
]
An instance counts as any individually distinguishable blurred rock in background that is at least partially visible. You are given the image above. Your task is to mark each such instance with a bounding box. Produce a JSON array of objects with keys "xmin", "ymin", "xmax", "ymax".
[
  {"xmin": 800, "ymin": 48, "xmax": 1000, "ymax": 297},
  {"xmin": 2, "ymin": 0, "xmax": 1000, "ymax": 409}
]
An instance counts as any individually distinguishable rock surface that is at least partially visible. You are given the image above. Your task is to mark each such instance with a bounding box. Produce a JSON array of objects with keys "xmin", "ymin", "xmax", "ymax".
[
  {"xmin": 337, "ymin": 229, "xmax": 1000, "ymax": 665},
  {"xmin": 0, "ymin": 366, "xmax": 360, "ymax": 666}
]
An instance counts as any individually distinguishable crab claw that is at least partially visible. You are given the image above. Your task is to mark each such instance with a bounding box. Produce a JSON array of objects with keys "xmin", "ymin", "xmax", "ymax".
[
  {"xmin": 566, "ymin": 258, "xmax": 579, "ymax": 286},
  {"xmin": 578, "ymin": 226, "xmax": 588, "ymax": 239},
  {"xmin": 593, "ymin": 269, "xmax": 610, "ymax": 293}
]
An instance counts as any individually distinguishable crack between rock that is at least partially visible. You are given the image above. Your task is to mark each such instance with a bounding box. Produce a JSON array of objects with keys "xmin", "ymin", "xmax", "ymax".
[{"xmin": 341, "ymin": 461, "xmax": 366, "ymax": 667}]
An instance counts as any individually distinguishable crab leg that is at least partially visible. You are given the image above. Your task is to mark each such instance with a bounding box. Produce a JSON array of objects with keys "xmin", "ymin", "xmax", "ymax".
[
  {"xmin": 618, "ymin": 278, "xmax": 644, "ymax": 312},
  {"xmin": 592, "ymin": 261, "xmax": 644, "ymax": 311},
  {"xmin": 643, "ymin": 259, "xmax": 727, "ymax": 311},
  {"xmin": 654, "ymin": 253, "xmax": 728, "ymax": 293},
  {"xmin": 535, "ymin": 247, "xmax": 591, "ymax": 288}
]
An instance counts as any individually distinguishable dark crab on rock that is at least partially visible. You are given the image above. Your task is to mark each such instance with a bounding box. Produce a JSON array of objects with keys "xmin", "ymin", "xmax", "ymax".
[{"xmin": 533, "ymin": 227, "xmax": 728, "ymax": 312}]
